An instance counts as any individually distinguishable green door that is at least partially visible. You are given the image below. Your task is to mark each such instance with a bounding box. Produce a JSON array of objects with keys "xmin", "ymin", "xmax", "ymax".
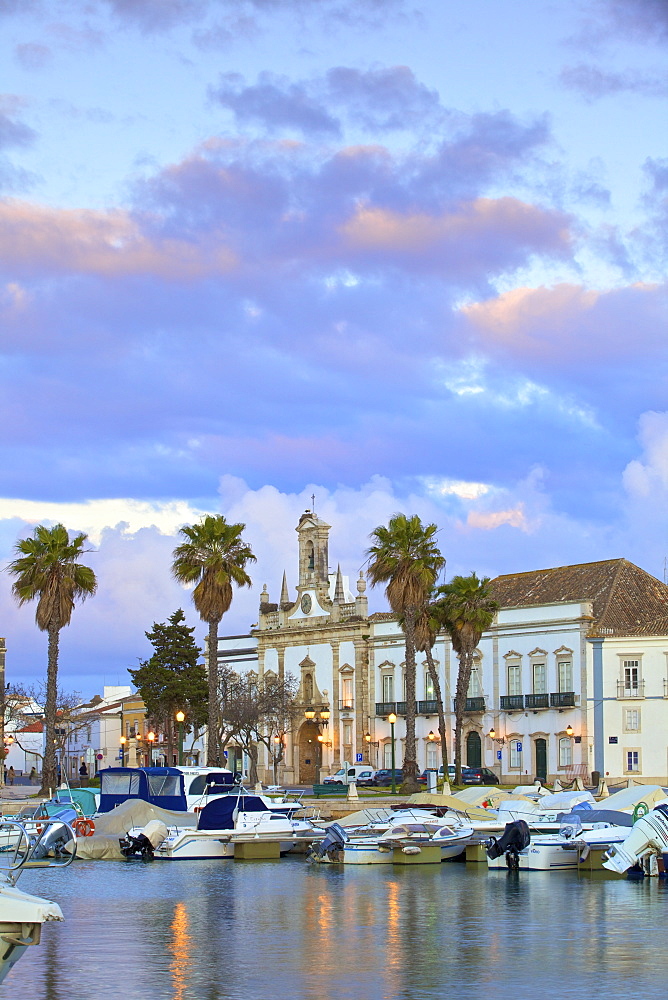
[
  {"xmin": 535, "ymin": 738, "xmax": 547, "ymax": 782},
  {"xmin": 466, "ymin": 731, "xmax": 482, "ymax": 768}
]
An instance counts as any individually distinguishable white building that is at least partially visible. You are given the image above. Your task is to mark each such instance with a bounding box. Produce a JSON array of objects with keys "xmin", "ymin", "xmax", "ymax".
[{"xmin": 217, "ymin": 511, "xmax": 668, "ymax": 785}]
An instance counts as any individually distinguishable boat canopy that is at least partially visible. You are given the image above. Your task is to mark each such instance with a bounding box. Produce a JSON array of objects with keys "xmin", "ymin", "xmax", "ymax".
[
  {"xmin": 197, "ymin": 794, "xmax": 268, "ymax": 831},
  {"xmin": 98, "ymin": 767, "xmax": 186, "ymax": 813},
  {"xmin": 185, "ymin": 771, "xmax": 236, "ymax": 796}
]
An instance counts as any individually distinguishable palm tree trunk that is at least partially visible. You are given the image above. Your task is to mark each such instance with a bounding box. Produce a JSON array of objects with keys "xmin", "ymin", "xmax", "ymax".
[
  {"xmin": 40, "ymin": 624, "xmax": 59, "ymax": 795},
  {"xmin": 453, "ymin": 649, "xmax": 473, "ymax": 784},
  {"xmin": 425, "ymin": 646, "xmax": 449, "ymax": 778},
  {"xmin": 207, "ymin": 619, "xmax": 219, "ymax": 767},
  {"xmin": 402, "ymin": 607, "xmax": 418, "ymax": 785}
]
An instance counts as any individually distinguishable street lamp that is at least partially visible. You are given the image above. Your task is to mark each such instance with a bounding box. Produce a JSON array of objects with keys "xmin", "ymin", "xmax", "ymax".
[
  {"xmin": 175, "ymin": 711, "xmax": 185, "ymax": 767},
  {"xmin": 320, "ymin": 709, "xmax": 330, "ymax": 723},
  {"xmin": 147, "ymin": 731, "xmax": 155, "ymax": 766},
  {"xmin": 565, "ymin": 724, "xmax": 574, "ymax": 737},
  {"xmin": 304, "ymin": 708, "xmax": 316, "ymax": 721},
  {"xmin": 388, "ymin": 712, "xmax": 397, "ymax": 794},
  {"xmin": 119, "ymin": 735, "xmax": 126, "ymax": 766}
]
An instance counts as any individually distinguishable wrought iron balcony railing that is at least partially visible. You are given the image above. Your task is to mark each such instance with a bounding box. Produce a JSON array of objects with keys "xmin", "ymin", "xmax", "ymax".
[
  {"xmin": 550, "ymin": 691, "xmax": 576, "ymax": 708},
  {"xmin": 500, "ymin": 695, "xmax": 524, "ymax": 711},
  {"xmin": 525, "ymin": 693, "xmax": 549, "ymax": 710}
]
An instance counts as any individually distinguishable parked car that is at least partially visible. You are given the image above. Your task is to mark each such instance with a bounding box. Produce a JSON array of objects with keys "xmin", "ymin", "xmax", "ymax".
[
  {"xmin": 370, "ymin": 768, "xmax": 404, "ymax": 787},
  {"xmin": 416, "ymin": 765, "xmax": 456, "ymax": 784},
  {"xmin": 323, "ymin": 765, "xmax": 375, "ymax": 786},
  {"xmin": 460, "ymin": 766, "xmax": 500, "ymax": 785}
]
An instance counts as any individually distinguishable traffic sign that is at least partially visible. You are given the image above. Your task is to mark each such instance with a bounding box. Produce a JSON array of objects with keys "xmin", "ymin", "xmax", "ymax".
[
  {"xmin": 516, "ymin": 741, "xmax": 523, "ymax": 752},
  {"xmin": 496, "ymin": 749, "xmax": 502, "ymax": 760},
  {"xmin": 355, "ymin": 753, "xmax": 363, "ymax": 762}
]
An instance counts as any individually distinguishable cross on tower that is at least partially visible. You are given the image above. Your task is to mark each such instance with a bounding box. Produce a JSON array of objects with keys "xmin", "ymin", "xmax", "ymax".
[{"xmin": 311, "ymin": 493, "xmax": 316, "ymax": 512}]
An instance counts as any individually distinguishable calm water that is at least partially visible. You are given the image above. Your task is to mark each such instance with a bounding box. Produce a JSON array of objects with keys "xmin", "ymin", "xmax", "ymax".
[{"xmin": 7, "ymin": 858, "xmax": 668, "ymax": 1000}]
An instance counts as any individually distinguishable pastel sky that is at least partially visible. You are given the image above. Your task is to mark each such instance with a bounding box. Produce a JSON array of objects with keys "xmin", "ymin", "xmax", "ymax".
[{"xmin": 1, "ymin": 0, "xmax": 667, "ymax": 696}]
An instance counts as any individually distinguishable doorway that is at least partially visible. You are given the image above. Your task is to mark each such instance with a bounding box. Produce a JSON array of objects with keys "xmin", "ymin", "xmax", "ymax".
[
  {"xmin": 298, "ymin": 722, "xmax": 322, "ymax": 784},
  {"xmin": 535, "ymin": 738, "xmax": 547, "ymax": 783},
  {"xmin": 466, "ymin": 731, "xmax": 482, "ymax": 768}
]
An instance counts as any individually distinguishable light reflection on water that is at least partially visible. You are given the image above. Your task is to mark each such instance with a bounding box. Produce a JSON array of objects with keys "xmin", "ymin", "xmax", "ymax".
[{"xmin": 8, "ymin": 859, "xmax": 668, "ymax": 1000}]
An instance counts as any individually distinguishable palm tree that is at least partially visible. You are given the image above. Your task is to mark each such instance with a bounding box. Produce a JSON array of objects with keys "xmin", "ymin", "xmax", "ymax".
[
  {"xmin": 7, "ymin": 524, "xmax": 97, "ymax": 794},
  {"xmin": 172, "ymin": 515, "xmax": 255, "ymax": 766},
  {"xmin": 414, "ymin": 602, "xmax": 449, "ymax": 782},
  {"xmin": 437, "ymin": 573, "xmax": 498, "ymax": 784},
  {"xmin": 367, "ymin": 514, "xmax": 445, "ymax": 786}
]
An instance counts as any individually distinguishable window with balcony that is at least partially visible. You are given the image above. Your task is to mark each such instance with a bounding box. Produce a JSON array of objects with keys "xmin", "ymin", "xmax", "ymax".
[
  {"xmin": 341, "ymin": 677, "xmax": 353, "ymax": 710},
  {"xmin": 624, "ymin": 660, "xmax": 639, "ymax": 695},
  {"xmin": 425, "ymin": 672, "xmax": 435, "ymax": 700},
  {"xmin": 381, "ymin": 673, "xmax": 394, "ymax": 703},
  {"xmin": 558, "ymin": 737, "xmax": 573, "ymax": 768},
  {"xmin": 507, "ymin": 664, "xmax": 522, "ymax": 696},
  {"xmin": 558, "ymin": 660, "xmax": 572, "ymax": 692},
  {"xmin": 468, "ymin": 668, "xmax": 482, "ymax": 698}
]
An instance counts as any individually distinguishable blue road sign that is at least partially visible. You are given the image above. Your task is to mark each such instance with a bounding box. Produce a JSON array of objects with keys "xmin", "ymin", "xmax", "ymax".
[
  {"xmin": 355, "ymin": 753, "xmax": 363, "ymax": 762},
  {"xmin": 496, "ymin": 749, "xmax": 502, "ymax": 760},
  {"xmin": 516, "ymin": 741, "xmax": 523, "ymax": 752}
]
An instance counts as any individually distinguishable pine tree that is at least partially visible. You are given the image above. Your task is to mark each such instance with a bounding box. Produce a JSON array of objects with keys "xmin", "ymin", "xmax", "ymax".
[{"xmin": 129, "ymin": 609, "xmax": 208, "ymax": 753}]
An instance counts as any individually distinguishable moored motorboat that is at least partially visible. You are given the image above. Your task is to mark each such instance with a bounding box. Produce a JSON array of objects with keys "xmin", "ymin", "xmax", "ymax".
[
  {"xmin": 310, "ymin": 818, "xmax": 473, "ymax": 865},
  {"xmin": 0, "ymin": 818, "xmax": 75, "ymax": 984}
]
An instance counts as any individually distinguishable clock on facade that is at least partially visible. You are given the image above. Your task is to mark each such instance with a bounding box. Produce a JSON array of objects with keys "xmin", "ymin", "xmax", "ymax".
[{"xmin": 300, "ymin": 593, "xmax": 312, "ymax": 614}]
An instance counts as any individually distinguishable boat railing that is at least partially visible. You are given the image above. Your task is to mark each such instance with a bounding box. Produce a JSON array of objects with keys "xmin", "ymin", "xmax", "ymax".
[{"xmin": 0, "ymin": 819, "xmax": 76, "ymax": 885}]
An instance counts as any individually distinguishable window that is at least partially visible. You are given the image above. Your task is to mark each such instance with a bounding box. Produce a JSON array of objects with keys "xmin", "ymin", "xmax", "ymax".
[
  {"xmin": 558, "ymin": 737, "xmax": 572, "ymax": 768},
  {"xmin": 624, "ymin": 660, "xmax": 639, "ymax": 693},
  {"xmin": 343, "ymin": 721, "xmax": 352, "ymax": 746},
  {"xmin": 383, "ymin": 743, "xmax": 393, "ymax": 768},
  {"xmin": 341, "ymin": 677, "xmax": 353, "ymax": 708},
  {"xmin": 507, "ymin": 664, "xmax": 521, "ymax": 696},
  {"xmin": 509, "ymin": 741, "xmax": 522, "ymax": 769},
  {"xmin": 468, "ymin": 669, "xmax": 482, "ymax": 698},
  {"xmin": 147, "ymin": 775, "xmax": 181, "ymax": 797},
  {"xmin": 382, "ymin": 674, "xmax": 394, "ymax": 702},
  {"xmin": 626, "ymin": 750, "xmax": 640, "ymax": 773},
  {"xmin": 624, "ymin": 708, "xmax": 641, "ymax": 732},
  {"xmin": 532, "ymin": 663, "xmax": 546, "ymax": 694},
  {"xmin": 426, "ymin": 745, "xmax": 438, "ymax": 768},
  {"xmin": 558, "ymin": 661, "xmax": 573, "ymax": 692},
  {"xmin": 425, "ymin": 672, "xmax": 435, "ymax": 700}
]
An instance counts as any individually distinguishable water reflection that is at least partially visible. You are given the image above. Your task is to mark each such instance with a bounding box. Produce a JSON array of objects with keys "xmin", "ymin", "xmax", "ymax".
[
  {"xmin": 170, "ymin": 902, "xmax": 191, "ymax": 1000},
  {"xmin": 10, "ymin": 859, "xmax": 668, "ymax": 1000}
]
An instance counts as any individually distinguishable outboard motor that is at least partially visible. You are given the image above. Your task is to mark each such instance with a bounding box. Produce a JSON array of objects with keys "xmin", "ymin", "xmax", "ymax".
[
  {"xmin": 308, "ymin": 822, "xmax": 348, "ymax": 862},
  {"xmin": 603, "ymin": 804, "xmax": 668, "ymax": 874},
  {"xmin": 486, "ymin": 820, "xmax": 531, "ymax": 870},
  {"xmin": 32, "ymin": 812, "xmax": 78, "ymax": 860},
  {"xmin": 119, "ymin": 820, "xmax": 168, "ymax": 862}
]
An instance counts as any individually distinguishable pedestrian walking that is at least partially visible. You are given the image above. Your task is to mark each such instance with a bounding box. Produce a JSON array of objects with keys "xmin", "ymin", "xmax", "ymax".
[
  {"xmin": 29, "ymin": 767, "xmax": 37, "ymax": 784},
  {"xmin": 79, "ymin": 761, "xmax": 88, "ymax": 783},
  {"xmin": 8, "ymin": 766, "xmax": 15, "ymax": 786}
]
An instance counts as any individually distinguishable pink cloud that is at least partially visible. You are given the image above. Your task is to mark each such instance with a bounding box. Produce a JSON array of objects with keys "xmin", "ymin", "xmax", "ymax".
[
  {"xmin": 461, "ymin": 282, "xmax": 663, "ymax": 364},
  {"xmin": 0, "ymin": 200, "xmax": 237, "ymax": 280},
  {"xmin": 339, "ymin": 197, "xmax": 572, "ymax": 267},
  {"xmin": 465, "ymin": 506, "xmax": 529, "ymax": 531}
]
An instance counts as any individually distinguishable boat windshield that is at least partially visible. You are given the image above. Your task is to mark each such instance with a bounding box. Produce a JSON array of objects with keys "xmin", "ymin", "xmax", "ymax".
[
  {"xmin": 101, "ymin": 773, "xmax": 141, "ymax": 795},
  {"xmin": 147, "ymin": 774, "xmax": 181, "ymax": 798}
]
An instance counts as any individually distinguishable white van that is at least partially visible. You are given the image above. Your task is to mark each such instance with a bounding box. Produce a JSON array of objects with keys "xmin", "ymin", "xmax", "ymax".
[{"xmin": 323, "ymin": 764, "xmax": 374, "ymax": 786}]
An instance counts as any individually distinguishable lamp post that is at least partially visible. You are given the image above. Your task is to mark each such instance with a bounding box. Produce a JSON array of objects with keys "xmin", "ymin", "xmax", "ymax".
[
  {"xmin": 364, "ymin": 731, "xmax": 379, "ymax": 766},
  {"xmin": 388, "ymin": 712, "xmax": 397, "ymax": 794},
  {"xmin": 147, "ymin": 731, "xmax": 155, "ymax": 766},
  {"xmin": 119, "ymin": 735, "xmax": 126, "ymax": 766},
  {"xmin": 175, "ymin": 711, "xmax": 185, "ymax": 767}
]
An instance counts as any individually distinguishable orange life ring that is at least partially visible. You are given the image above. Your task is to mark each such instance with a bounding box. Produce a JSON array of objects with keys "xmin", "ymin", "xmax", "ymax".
[{"xmin": 73, "ymin": 818, "xmax": 95, "ymax": 837}]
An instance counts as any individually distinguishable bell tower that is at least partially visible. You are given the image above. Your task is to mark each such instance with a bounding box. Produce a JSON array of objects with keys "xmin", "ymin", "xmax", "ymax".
[{"xmin": 296, "ymin": 509, "xmax": 331, "ymax": 605}]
